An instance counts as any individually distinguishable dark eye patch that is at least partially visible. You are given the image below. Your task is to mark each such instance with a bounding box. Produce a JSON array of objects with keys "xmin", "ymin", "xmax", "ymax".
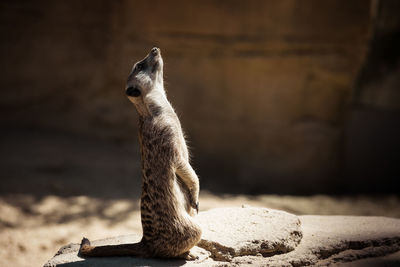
[
  {"xmin": 126, "ymin": 87, "xmax": 141, "ymax": 97},
  {"xmin": 136, "ymin": 62, "xmax": 145, "ymax": 71}
]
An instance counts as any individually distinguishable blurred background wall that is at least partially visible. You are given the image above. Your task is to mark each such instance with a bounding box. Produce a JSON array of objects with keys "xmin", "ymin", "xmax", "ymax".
[{"xmin": 1, "ymin": 0, "xmax": 399, "ymax": 195}]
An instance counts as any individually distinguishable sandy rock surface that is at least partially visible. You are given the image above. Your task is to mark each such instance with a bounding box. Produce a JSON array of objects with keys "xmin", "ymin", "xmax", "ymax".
[
  {"xmin": 44, "ymin": 235, "xmax": 212, "ymax": 267},
  {"xmin": 196, "ymin": 207, "xmax": 302, "ymax": 261},
  {"xmin": 44, "ymin": 207, "xmax": 400, "ymax": 266},
  {"xmin": 44, "ymin": 207, "xmax": 302, "ymax": 266},
  {"xmin": 244, "ymin": 215, "xmax": 400, "ymax": 266}
]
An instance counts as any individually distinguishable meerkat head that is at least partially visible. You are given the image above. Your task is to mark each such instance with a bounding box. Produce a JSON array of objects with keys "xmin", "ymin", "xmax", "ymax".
[{"xmin": 125, "ymin": 47, "xmax": 164, "ymax": 116}]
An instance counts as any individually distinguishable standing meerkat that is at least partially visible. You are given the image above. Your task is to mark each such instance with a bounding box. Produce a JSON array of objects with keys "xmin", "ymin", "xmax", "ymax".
[{"xmin": 79, "ymin": 47, "xmax": 202, "ymax": 260}]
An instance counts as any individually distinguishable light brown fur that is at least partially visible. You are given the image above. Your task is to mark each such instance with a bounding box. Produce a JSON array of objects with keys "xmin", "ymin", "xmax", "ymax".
[{"xmin": 79, "ymin": 47, "xmax": 201, "ymax": 260}]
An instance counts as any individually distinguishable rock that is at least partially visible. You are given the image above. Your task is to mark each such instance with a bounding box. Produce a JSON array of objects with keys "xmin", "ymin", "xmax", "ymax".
[
  {"xmin": 196, "ymin": 207, "xmax": 302, "ymax": 261},
  {"xmin": 44, "ymin": 234, "xmax": 212, "ymax": 267},
  {"xmin": 232, "ymin": 215, "xmax": 400, "ymax": 266},
  {"xmin": 335, "ymin": 250, "xmax": 400, "ymax": 267},
  {"xmin": 44, "ymin": 207, "xmax": 302, "ymax": 266},
  {"xmin": 44, "ymin": 208, "xmax": 400, "ymax": 266}
]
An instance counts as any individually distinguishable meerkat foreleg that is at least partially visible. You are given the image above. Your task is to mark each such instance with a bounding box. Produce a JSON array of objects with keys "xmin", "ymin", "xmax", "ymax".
[{"xmin": 176, "ymin": 162, "xmax": 200, "ymax": 213}]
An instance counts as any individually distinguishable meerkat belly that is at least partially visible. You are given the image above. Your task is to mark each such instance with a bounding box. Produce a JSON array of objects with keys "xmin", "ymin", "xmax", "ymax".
[
  {"xmin": 145, "ymin": 176, "xmax": 188, "ymax": 220},
  {"xmin": 141, "ymin": 176, "xmax": 192, "ymax": 233},
  {"xmin": 138, "ymin": 121, "xmax": 195, "ymax": 242}
]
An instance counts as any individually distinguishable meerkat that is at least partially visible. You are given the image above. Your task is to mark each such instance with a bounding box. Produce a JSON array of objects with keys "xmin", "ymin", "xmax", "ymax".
[{"xmin": 79, "ymin": 47, "xmax": 202, "ymax": 260}]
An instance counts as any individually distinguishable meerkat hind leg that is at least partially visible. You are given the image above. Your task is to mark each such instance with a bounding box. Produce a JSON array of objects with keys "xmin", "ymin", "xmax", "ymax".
[
  {"xmin": 79, "ymin": 237, "xmax": 146, "ymax": 257},
  {"xmin": 178, "ymin": 250, "xmax": 199, "ymax": 261},
  {"xmin": 78, "ymin": 237, "xmax": 91, "ymax": 256}
]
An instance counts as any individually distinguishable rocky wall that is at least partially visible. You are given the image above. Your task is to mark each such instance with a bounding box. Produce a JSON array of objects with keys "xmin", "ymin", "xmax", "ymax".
[{"xmin": 0, "ymin": 1, "xmax": 375, "ymax": 193}]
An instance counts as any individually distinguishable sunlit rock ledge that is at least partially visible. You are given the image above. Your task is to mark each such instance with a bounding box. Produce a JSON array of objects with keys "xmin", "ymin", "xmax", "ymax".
[{"xmin": 44, "ymin": 207, "xmax": 400, "ymax": 266}]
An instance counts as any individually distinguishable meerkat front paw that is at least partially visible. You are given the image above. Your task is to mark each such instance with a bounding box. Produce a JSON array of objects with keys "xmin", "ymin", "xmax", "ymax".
[
  {"xmin": 191, "ymin": 200, "xmax": 199, "ymax": 214},
  {"xmin": 189, "ymin": 192, "xmax": 199, "ymax": 213}
]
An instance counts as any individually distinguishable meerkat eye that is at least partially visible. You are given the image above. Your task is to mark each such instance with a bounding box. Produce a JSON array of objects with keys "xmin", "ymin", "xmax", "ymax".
[
  {"xmin": 136, "ymin": 62, "xmax": 144, "ymax": 71},
  {"xmin": 126, "ymin": 87, "xmax": 141, "ymax": 97}
]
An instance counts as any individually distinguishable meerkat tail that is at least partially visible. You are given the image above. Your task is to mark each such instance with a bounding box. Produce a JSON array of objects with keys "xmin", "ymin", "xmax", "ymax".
[{"xmin": 79, "ymin": 237, "xmax": 147, "ymax": 257}]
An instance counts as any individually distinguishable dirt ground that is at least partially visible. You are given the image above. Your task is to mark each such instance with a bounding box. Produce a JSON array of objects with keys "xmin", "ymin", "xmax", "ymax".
[{"xmin": 1, "ymin": 129, "xmax": 400, "ymax": 266}]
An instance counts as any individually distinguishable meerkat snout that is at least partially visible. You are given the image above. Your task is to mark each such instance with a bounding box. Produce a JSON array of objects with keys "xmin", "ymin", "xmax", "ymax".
[
  {"xmin": 126, "ymin": 86, "xmax": 141, "ymax": 97},
  {"xmin": 151, "ymin": 47, "xmax": 160, "ymax": 55}
]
